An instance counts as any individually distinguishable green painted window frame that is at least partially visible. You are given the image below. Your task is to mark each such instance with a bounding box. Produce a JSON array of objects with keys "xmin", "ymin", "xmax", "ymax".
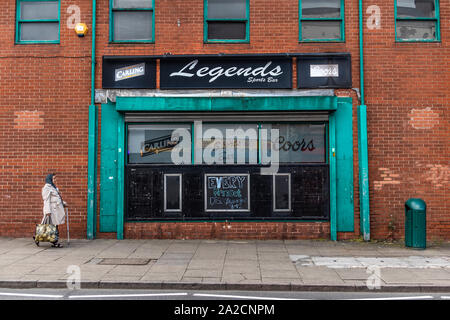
[
  {"xmin": 395, "ymin": 0, "xmax": 440, "ymax": 42},
  {"xmin": 204, "ymin": 0, "xmax": 250, "ymax": 43},
  {"xmin": 298, "ymin": 0, "xmax": 345, "ymax": 42},
  {"xmin": 15, "ymin": 0, "xmax": 60, "ymax": 44},
  {"xmin": 109, "ymin": 0, "xmax": 155, "ymax": 43}
]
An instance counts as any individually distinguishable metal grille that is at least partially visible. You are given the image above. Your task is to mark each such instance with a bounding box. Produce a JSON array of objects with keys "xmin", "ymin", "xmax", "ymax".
[{"xmin": 126, "ymin": 165, "xmax": 330, "ymax": 221}]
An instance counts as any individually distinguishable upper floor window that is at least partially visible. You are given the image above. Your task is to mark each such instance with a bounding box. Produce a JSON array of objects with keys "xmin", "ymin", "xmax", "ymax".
[
  {"xmin": 395, "ymin": 0, "xmax": 440, "ymax": 41},
  {"xmin": 110, "ymin": 0, "xmax": 155, "ymax": 42},
  {"xmin": 16, "ymin": 0, "xmax": 60, "ymax": 44},
  {"xmin": 204, "ymin": 0, "xmax": 249, "ymax": 43},
  {"xmin": 299, "ymin": 0, "xmax": 344, "ymax": 42}
]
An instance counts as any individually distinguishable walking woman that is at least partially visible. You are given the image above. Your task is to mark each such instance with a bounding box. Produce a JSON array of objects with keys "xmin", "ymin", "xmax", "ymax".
[{"xmin": 41, "ymin": 173, "xmax": 67, "ymax": 248}]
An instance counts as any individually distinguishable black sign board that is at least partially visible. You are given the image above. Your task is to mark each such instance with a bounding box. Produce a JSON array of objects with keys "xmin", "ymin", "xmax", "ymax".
[
  {"xmin": 205, "ymin": 174, "xmax": 250, "ymax": 212},
  {"xmin": 297, "ymin": 53, "xmax": 351, "ymax": 89},
  {"xmin": 160, "ymin": 56, "xmax": 292, "ymax": 89},
  {"xmin": 102, "ymin": 56, "xmax": 156, "ymax": 89}
]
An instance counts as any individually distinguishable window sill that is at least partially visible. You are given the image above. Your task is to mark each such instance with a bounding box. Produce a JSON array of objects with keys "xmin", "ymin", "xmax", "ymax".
[
  {"xmin": 395, "ymin": 39, "xmax": 441, "ymax": 43},
  {"xmin": 109, "ymin": 41, "xmax": 155, "ymax": 44},
  {"xmin": 299, "ymin": 40, "xmax": 345, "ymax": 43},
  {"xmin": 204, "ymin": 40, "xmax": 250, "ymax": 44},
  {"xmin": 15, "ymin": 41, "xmax": 60, "ymax": 45}
]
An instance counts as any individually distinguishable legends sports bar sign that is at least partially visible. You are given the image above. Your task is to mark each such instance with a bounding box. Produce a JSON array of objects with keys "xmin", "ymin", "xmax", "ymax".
[
  {"xmin": 160, "ymin": 56, "xmax": 292, "ymax": 89},
  {"xmin": 102, "ymin": 54, "xmax": 351, "ymax": 89}
]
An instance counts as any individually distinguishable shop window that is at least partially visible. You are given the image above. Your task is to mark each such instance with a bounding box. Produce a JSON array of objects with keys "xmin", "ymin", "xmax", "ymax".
[
  {"xmin": 273, "ymin": 174, "xmax": 291, "ymax": 212},
  {"xmin": 201, "ymin": 123, "xmax": 258, "ymax": 164},
  {"xmin": 204, "ymin": 0, "xmax": 249, "ymax": 42},
  {"xmin": 299, "ymin": 0, "xmax": 344, "ymax": 42},
  {"xmin": 395, "ymin": 0, "xmax": 440, "ymax": 41},
  {"xmin": 128, "ymin": 123, "xmax": 326, "ymax": 165},
  {"xmin": 260, "ymin": 123, "xmax": 326, "ymax": 163},
  {"xmin": 164, "ymin": 174, "xmax": 182, "ymax": 212},
  {"xmin": 110, "ymin": 0, "xmax": 154, "ymax": 42},
  {"xmin": 127, "ymin": 124, "xmax": 191, "ymax": 164},
  {"xmin": 16, "ymin": 0, "xmax": 60, "ymax": 43}
]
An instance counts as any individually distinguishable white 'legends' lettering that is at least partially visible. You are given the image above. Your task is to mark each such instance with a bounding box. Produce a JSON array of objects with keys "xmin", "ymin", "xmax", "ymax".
[{"xmin": 169, "ymin": 59, "xmax": 283, "ymax": 83}]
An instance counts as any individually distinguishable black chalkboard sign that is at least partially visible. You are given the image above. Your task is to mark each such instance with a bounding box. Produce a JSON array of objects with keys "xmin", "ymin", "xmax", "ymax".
[{"xmin": 205, "ymin": 174, "xmax": 250, "ymax": 212}]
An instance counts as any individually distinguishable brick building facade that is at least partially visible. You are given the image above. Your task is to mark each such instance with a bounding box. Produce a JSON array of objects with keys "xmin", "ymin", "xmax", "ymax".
[{"xmin": 0, "ymin": 0, "xmax": 448, "ymax": 241}]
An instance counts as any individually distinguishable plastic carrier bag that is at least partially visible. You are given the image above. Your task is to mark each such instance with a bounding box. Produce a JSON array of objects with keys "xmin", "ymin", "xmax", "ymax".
[{"xmin": 34, "ymin": 215, "xmax": 58, "ymax": 245}]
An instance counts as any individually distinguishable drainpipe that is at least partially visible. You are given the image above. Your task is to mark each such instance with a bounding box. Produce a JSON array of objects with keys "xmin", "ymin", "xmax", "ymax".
[
  {"xmin": 87, "ymin": 0, "xmax": 97, "ymax": 239},
  {"xmin": 358, "ymin": 0, "xmax": 370, "ymax": 241}
]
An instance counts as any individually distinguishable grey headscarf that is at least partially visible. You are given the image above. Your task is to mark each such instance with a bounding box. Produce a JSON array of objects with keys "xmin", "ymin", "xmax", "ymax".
[
  {"xmin": 45, "ymin": 173, "xmax": 56, "ymax": 189},
  {"xmin": 45, "ymin": 173, "xmax": 63, "ymax": 202}
]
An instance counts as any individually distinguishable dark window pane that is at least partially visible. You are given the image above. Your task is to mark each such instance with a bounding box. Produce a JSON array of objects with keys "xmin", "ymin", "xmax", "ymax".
[
  {"xmin": 274, "ymin": 175, "xmax": 290, "ymax": 211},
  {"xmin": 261, "ymin": 123, "xmax": 326, "ymax": 163},
  {"xmin": 113, "ymin": 0, "xmax": 153, "ymax": 8},
  {"xmin": 396, "ymin": 0, "xmax": 435, "ymax": 18},
  {"xmin": 301, "ymin": 0, "xmax": 341, "ymax": 18},
  {"xmin": 114, "ymin": 11, "xmax": 152, "ymax": 40},
  {"xmin": 201, "ymin": 124, "xmax": 258, "ymax": 164},
  {"xmin": 397, "ymin": 20, "xmax": 436, "ymax": 40},
  {"xmin": 165, "ymin": 175, "xmax": 181, "ymax": 211},
  {"xmin": 20, "ymin": 22, "xmax": 59, "ymax": 41},
  {"xmin": 302, "ymin": 20, "xmax": 341, "ymax": 40},
  {"xmin": 207, "ymin": 0, "xmax": 246, "ymax": 19},
  {"xmin": 21, "ymin": 1, "xmax": 58, "ymax": 20},
  {"xmin": 128, "ymin": 125, "xmax": 191, "ymax": 164},
  {"xmin": 208, "ymin": 22, "xmax": 246, "ymax": 40}
]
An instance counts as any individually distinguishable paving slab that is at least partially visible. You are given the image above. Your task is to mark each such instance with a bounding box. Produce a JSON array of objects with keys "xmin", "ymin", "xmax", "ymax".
[
  {"xmin": 296, "ymin": 266, "xmax": 344, "ymax": 283},
  {"xmin": 334, "ymin": 268, "xmax": 372, "ymax": 280},
  {"xmin": 260, "ymin": 269, "xmax": 300, "ymax": 279},
  {"xmin": 105, "ymin": 265, "xmax": 153, "ymax": 277},
  {"xmin": 380, "ymin": 268, "xmax": 432, "ymax": 284},
  {"xmin": 149, "ymin": 265, "xmax": 187, "ymax": 273},
  {"xmin": 184, "ymin": 269, "xmax": 222, "ymax": 278},
  {"xmin": 141, "ymin": 272, "xmax": 184, "ymax": 281}
]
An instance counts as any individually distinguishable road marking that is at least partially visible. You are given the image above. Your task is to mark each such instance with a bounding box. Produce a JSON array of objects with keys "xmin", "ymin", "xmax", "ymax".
[
  {"xmin": 193, "ymin": 293, "xmax": 302, "ymax": 300},
  {"xmin": 441, "ymin": 296, "xmax": 450, "ymax": 299},
  {"xmin": 0, "ymin": 292, "xmax": 64, "ymax": 299},
  {"xmin": 349, "ymin": 296, "xmax": 434, "ymax": 300},
  {"xmin": 68, "ymin": 292, "xmax": 188, "ymax": 299}
]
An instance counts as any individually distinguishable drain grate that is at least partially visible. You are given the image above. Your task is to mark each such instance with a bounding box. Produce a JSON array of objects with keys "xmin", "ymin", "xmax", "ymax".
[{"xmin": 98, "ymin": 258, "xmax": 153, "ymax": 265}]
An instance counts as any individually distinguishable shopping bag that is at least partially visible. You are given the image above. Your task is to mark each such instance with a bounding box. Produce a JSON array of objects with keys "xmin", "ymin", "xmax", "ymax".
[{"xmin": 34, "ymin": 215, "xmax": 59, "ymax": 244}]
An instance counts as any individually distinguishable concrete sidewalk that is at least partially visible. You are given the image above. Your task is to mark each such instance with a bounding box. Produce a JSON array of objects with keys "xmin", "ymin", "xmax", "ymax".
[{"xmin": 0, "ymin": 237, "xmax": 449, "ymax": 292}]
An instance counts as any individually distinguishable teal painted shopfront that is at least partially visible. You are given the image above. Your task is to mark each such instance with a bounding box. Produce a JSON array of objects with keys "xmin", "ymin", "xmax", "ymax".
[{"xmin": 97, "ymin": 54, "xmax": 355, "ymax": 240}]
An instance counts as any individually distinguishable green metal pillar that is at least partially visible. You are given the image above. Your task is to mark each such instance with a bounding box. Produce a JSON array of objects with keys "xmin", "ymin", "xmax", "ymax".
[
  {"xmin": 116, "ymin": 114, "xmax": 125, "ymax": 240},
  {"xmin": 87, "ymin": 0, "xmax": 97, "ymax": 239},
  {"xmin": 329, "ymin": 113, "xmax": 337, "ymax": 241},
  {"xmin": 358, "ymin": 0, "xmax": 370, "ymax": 241}
]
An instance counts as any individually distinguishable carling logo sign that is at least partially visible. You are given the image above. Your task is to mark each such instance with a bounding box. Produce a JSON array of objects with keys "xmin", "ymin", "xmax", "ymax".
[
  {"xmin": 102, "ymin": 57, "xmax": 156, "ymax": 89},
  {"xmin": 160, "ymin": 57, "xmax": 292, "ymax": 89},
  {"xmin": 115, "ymin": 63, "xmax": 145, "ymax": 82}
]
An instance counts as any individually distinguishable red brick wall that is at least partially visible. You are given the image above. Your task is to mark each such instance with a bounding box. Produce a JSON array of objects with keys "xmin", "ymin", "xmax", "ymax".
[
  {"xmin": 124, "ymin": 222, "xmax": 330, "ymax": 240},
  {"xmin": 0, "ymin": 1, "xmax": 448, "ymax": 241},
  {"xmin": 0, "ymin": 0, "xmax": 93, "ymax": 238},
  {"xmin": 363, "ymin": 1, "xmax": 449, "ymax": 241}
]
